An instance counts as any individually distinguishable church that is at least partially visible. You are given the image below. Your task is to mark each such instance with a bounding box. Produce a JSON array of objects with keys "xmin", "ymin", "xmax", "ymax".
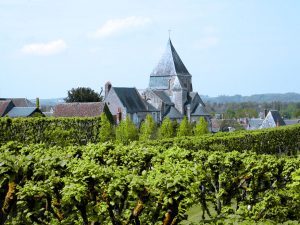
[{"xmin": 104, "ymin": 38, "xmax": 210, "ymax": 125}]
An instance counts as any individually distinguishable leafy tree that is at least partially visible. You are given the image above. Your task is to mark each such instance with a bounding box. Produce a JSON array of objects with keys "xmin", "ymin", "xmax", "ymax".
[
  {"xmin": 139, "ymin": 114, "xmax": 157, "ymax": 141},
  {"xmin": 177, "ymin": 116, "xmax": 192, "ymax": 137},
  {"xmin": 115, "ymin": 116, "xmax": 138, "ymax": 144},
  {"xmin": 99, "ymin": 113, "xmax": 114, "ymax": 142},
  {"xmin": 194, "ymin": 117, "xmax": 209, "ymax": 136},
  {"xmin": 65, "ymin": 87, "xmax": 103, "ymax": 102},
  {"xmin": 158, "ymin": 117, "xmax": 174, "ymax": 139}
]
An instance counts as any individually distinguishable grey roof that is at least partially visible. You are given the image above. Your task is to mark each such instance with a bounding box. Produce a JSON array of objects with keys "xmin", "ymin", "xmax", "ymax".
[
  {"xmin": 164, "ymin": 105, "xmax": 183, "ymax": 119},
  {"xmin": 0, "ymin": 98, "xmax": 34, "ymax": 107},
  {"xmin": 189, "ymin": 92, "xmax": 206, "ymax": 108},
  {"xmin": 191, "ymin": 104, "xmax": 210, "ymax": 116},
  {"xmin": 145, "ymin": 102, "xmax": 160, "ymax": 112},
  {"xmin": 284, "ymin": 119, "xmax": 300, "ymax": 125},
  {"xmin": 153, "ymin": 90, "xmax": 173, "ymax": 105},
  {"xmin": 7, "ymin": 107, "xmax": 42, "ymax": 118},
  {"xmin": 260, "ymin": 110, "xmax": 286, "ymax": 129},
  {"xmin": 247, "ymin": 118, "xmax": 263, "ymax": 130},
  {"xmin": 113, "ymin": 87, "xmax": 148, "ymax": 113},
  {"xmin": 0, "ymin": 100, "xmax": 15, "ymax": 117},
  {"xmin": 53, "ymin": 102, "xmax": 106, "ymax": 117},
  {"xmin": 150, "ymin": 39, "xmax": 190, "ymax": 77}
]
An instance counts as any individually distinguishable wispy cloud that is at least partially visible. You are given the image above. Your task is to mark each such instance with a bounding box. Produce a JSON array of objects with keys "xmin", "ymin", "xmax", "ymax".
[
  {"xmin": 21, "ymin": 39, "xmax": 67, "ymax": 56},
  {"xmin": 90, "ymin": 16, "xmax": 151, "ymax": 38},
  {"xmin": 194, "ymin": 36, "xmax": 219, "ymax": 49}
]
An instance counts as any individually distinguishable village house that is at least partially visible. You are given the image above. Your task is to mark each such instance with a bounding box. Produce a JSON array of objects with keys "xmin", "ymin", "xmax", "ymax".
[
  {"xmin": 53, "ymin": 102, "xmax": 111, "ymax": 118},
  {"xmin": 0, "ymin": 98, "xmax": 44, "ymax": 117}
]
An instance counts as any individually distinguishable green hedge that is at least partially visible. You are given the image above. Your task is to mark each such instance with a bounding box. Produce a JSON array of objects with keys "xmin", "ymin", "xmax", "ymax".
[
  {"xmin": 1, "ymin": 117, "xmax": 300, "ymax": 155},
  {"xmin": 147, "ymin": 124, "xmax": 300, "ymax": 155},
  {"xmin": 0, "ymin": 117, "xmax": 101, "ymax": 146}
]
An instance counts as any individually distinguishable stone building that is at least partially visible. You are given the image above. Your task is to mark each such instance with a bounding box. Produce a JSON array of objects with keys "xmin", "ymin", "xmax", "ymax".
[
  {"xmin": 141, "ymin": 38, "xmax": 210, "ymax": 123},
  {"xmin": 105, "ymin": 38, "xmax": 211, "ymax": 126}
]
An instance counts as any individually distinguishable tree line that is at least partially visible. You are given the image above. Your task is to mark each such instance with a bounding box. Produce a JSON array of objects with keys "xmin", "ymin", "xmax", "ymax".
[{"xmin": 207, "ymin": 101, "xmax": 300, "ymax": 119}]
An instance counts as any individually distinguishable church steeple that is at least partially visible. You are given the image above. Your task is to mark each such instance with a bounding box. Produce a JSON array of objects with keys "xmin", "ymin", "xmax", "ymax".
[
  {"xmin": 149, "ymin": 39, "xmax": 192, "ymax": 91},
  {"xmin": 150, "ymin": 39, "xmax": 190, "ymax": 77}
]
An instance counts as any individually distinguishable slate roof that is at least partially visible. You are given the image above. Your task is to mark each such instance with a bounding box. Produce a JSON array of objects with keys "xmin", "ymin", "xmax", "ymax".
[
  {"xmin": 260, "ymin": 110, "xmax": 286, "ymax": 129},
  {"xmin": 247, "ymin": 118, "xmax": 264, "ymax": 130},
  {"xmin": 7, "ymin": 107, "xmax": 42, "ymax": 118},
  {"xmin": 0, "ymin": 100, "xmax": 15, "ymax": 116},
  {"xmin": 191, "ymin": 104, "xmax": 210, "ymax": 116},
  {"xmin": 150, "ymin": 39, "xmax": 190, "ymax": 77},
  {"xmin": 113, "ymin": 87, "xmax": 148, "ymax": 113},
  {"xmin": 53, "ymin": 102, "xmax": 105, "ymax": 117},
  {"xmin": 284, "ymin": 119, "xmax": 300, "ymax": 126},
  {"xmin": 164, "ymin": 105, "xmax": 183, "ymax": 119},
  {"xmin": 0, "ymin": 98, "xmax": 34, "ymax": 107},
  {"xmin": 145, "ymin": 102, "xmax": 160, "ymax": 112},
  {"xmin": 153, "ymin": 90, "xmax": 173, "ymax": 105}
]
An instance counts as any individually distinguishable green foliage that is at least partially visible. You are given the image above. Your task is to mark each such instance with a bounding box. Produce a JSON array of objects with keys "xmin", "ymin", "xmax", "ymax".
[
  {"xmin": 65, "ymin": 87, "xmax": 103, "ymax": 102},
  {"xmin": 99, "ymin": 113, "xmax": 114, "ymax": 142},
  {"xmin": 158, "ymin": 117, "xmax": 174, "ymax": 139},
  {"xmin": 0, "ymin": 141, "xmax": 299, "ymax": 225},
  {"xmin": 103, "ymin": 103, "xmax": 114, "ymax": 124},
  {"xmin": 0, "ymin": 117, "xmax": 101, "ymax": 146},
  {"xmin": 194, "ymin": 117, "xmax": 209, "ymax": 136},
  {"xmin": 115, "ymin": 116, "xmax": 138, "ymax": 144},
  {"xmin": 177, "ymin": 116, "xmax": 192, "ymax": 137},
  {"xmin": 139, "ymin": 114, "xmax": 157, "ymax": 141}
]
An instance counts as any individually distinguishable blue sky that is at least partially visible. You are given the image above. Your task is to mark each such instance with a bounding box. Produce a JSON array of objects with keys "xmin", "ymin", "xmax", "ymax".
[{"xmin": 1, "ymin": 0, "xmax": 300, "ymax": 98}]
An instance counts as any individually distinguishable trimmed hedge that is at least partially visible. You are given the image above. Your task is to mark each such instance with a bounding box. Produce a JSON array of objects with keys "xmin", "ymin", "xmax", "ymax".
[
  {"xmin": 0, "ymin": 117, "xmax": 101, "ymax": 146},
  {"xmin": 147, "ymin": 124, "xmax": 300, "ymax": 155},
  {"xmin": 1, "ymin": 117, "xmax": 300, "ymax": 155}
]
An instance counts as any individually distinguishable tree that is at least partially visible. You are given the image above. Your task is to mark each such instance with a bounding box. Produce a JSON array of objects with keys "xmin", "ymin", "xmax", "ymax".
[
  {"xmin": 177, "ymin": 116, "xmax": 192, "ymax": 137},
  {"xmin": 158, "ymin": 117, "xmax": 174, "ymax": 139},
  {"xmin": 139, "ymin": 114, "xmax": 157, "ymax": 141},
  {"xmin": 65, "ymin": 87, "xmax": 103, "ymax": 102},
  {"xmin": 115, "ymin": 116, "xmax": 138, "ymax": 144},
  {"xmin": 194, "ymin": 117, "xmax": 209, "ymax": 136},
  {"xmin": 99, "ymin": 113, "xmax": 114, "ymax": 142}
]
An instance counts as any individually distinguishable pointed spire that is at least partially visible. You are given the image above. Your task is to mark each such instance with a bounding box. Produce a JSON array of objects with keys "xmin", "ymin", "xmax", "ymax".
[{"xmin": 150, "ymin": 39, "xmax": 190, "ymax": 77}]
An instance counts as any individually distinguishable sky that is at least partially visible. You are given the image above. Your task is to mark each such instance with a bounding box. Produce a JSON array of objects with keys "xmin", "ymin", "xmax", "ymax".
[{"xmin": 1, "ymin": 0, "xmax": 300, "ymax": 99}]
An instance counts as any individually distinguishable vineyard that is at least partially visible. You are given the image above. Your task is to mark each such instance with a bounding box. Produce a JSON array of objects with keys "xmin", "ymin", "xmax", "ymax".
[{"xmin": 0, "ymin": 117, "xmax": 300, "ymax": 224}]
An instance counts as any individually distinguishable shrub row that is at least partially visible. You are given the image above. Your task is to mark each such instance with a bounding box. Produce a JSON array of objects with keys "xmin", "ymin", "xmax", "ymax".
[
  {"xmin": 1, "ymin": 117, "xmax": 300, "ymax": 155},
  {"xmin": 147, "ymin": 124, "xmax": 300, "ymax": 155},
  {"xmin": 0, "ymin": 117, "xmax": 101, "ymax": 146}
]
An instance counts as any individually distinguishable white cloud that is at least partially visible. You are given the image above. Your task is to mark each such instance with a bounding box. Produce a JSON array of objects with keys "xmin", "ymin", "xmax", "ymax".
[
  {"xmin": 194, "ymin": 36, "xmax": 219, "ymax": 49},
  {"xmin": 21, "ymin": 39, "xmax": 67, "ymax": 56},
  {"xmin": 90, "ymin": 16, "xmax": 151, "ymax": 38}
]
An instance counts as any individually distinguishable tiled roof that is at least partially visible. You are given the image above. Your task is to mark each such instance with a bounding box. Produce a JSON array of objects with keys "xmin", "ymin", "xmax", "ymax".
[
  {"xmin": 7, "ymin": 107, "xmax": 42, "ymax": 117},
  {"xmin": 0, "ymin": 98, "xmax": 34, "ymax": 107},
  {"xmin": 150, "ymin": 39, "xmax": 190, "ymax": 77},
  {"xmin": 53, "ymin": 102, "xmax": 105, "ymax": 117},
  {"xmin": 0, "ymin": 100, "xmax": 15, "ymax": 116},
  {"xmin": 164, "ymin": 105, "xmax": 183, "ymax": 119},
  {"xmin": 113, "ymin": 87, "xmax": 148, "ymax": 113}
]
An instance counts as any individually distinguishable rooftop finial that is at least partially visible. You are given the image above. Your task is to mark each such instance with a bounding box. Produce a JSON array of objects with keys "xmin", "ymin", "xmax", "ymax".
[{"xmin": 168, "ymin": 29, "xmax": 171, "ymax": 39}]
